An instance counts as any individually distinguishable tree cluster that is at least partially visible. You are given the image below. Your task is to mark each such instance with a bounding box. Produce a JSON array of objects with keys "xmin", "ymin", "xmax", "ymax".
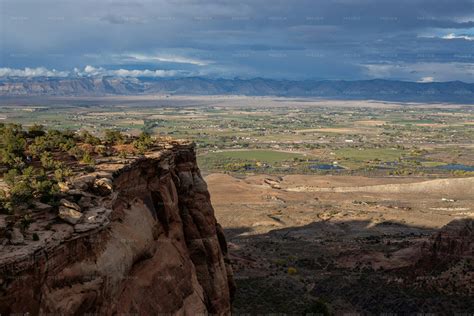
[{"xmin": 0, "ymin": 124, "xmax": 157, "ymax": 214}]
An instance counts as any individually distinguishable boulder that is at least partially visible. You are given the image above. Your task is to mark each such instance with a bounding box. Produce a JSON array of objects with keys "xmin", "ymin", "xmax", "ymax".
[
  {"xmin": 95, "ymin": 172, "xmax": 113, "ymax": 180},
  {"xmin": 58, "ymin": 182, "xmax": 70, "ymax": 192},
  {"xmin": 58, "ymin": 206, "xmax": 83, "ymax": 225},
  {"xmin": 73, "ymin": 206, "xmax": 110, "ymax": 233},
  {"xmin": 10, "ymin": 227, "xmax": 25, "ymax": 245},
  {"xmin": 94, "ymin": 178, "xmax": 113, "ymax": 196},
  {"xmin": 60, "ymin": 199, "xmax": 81, "ymax": 212},
  {"xmin": 264, "ymin": 178, "xmax": 281, "ymax": 189},
  {"xmin": 71, "ymin": 175, "xmax": 96, "ymax": 191}
]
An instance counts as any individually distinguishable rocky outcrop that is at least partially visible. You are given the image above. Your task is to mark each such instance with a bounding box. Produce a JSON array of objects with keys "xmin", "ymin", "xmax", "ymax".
[
  {"xmin": 419, "ymin": 218, "xmax": 473, "ymax": 268},
  {"xmin": 0, "ymin": 141, "xmax": 234, "ymax": 315},
  {"xmin": 407, "ymin": 218, "xmax": 474, "ymax": 297}
]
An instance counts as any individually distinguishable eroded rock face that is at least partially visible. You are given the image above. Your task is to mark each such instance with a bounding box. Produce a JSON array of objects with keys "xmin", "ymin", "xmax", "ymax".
[
  {"xmin": 408, "ymin": 218, "xmax": 474, "ymax": 297},
  {"xmin": 0, "ymin": 141, "xmax": 234, "ymax": 315},
  {"xmin": 420, "ymin": 218, "xmax": 473, "ymax": 266}
]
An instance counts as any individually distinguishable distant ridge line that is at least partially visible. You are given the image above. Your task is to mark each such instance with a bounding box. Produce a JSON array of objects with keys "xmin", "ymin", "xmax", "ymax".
[{"xmin": 0, "ymin": 77, "xmax": 473, "ymax": 103}]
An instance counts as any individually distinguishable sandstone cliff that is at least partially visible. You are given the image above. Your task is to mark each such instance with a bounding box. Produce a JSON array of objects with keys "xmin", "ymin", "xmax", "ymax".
[
  {"xmin": 419, "ymin": 218, "xmax": 473, "ymax": 268},
  {"xmin": 0, "ymin": 141, "xmax": 235, "ymax": 315},
  {"xmin": 407, "ymin": 218, "xmax": 474, "ymax": 297}
]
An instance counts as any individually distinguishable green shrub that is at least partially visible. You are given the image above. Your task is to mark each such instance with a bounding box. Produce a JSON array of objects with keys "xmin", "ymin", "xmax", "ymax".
[
  {"xmin": 20, "ymin": 214, "xmax": 33, "ymax": 231},
  {"xmin": 133, "ymin": 132, "xmax": 154, "ymax": 154},
  {"xmin": 40, "ymin": 151, "xmax": 56, "ymax": 170},
  {"xmin": 80, "ymin": 130, "xmax": 101, "ymax": 146},
  {"xmin": 81, "ymin": 151, "xmax": 95, "ymax": 165},
  {"xmin": 54, "ymin": 164, "xmax": 73, "ymax": 182},
  {"xmin": 68, "ymin": 145, "xmax": 84, "ymax": 160},
  {"xmin": 104, "ymin": 129, "xmax": 125, "ymax": 145},
  {"xmin": 0, "ymin": 190, "xmax": 8, "ymax": 214},
  {"xmin": 0, "ymin": 125, "xmax": 26, "ymax": 166},
  {"xmin": 27, "ymin": 124, "xmax": 46, "ymax": 138},
  {"xmin": 33, "ymin": 178, "xmax": 58, "ymax": 203},
  {"xmin": 3, "ymin": 166, "xmax": 60, "ymax": 211},
  {"xmin": 29, "ymin": 130, "xmax": 77, "ymax": 155},
  {"xmin": 10, "ymin": 181, "xmax": 34, "ymax": 207}
]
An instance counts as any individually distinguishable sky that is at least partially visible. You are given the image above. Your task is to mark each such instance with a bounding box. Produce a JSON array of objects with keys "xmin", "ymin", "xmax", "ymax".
[{"xmin": 0, "ymin": 0, "xmax": 473, "ymax": 82}]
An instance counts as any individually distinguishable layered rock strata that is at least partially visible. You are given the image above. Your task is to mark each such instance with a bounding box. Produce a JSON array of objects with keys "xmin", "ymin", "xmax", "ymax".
[{"xmin": 0, "ymin": 141, "xmax": 234, "ymax": 315}]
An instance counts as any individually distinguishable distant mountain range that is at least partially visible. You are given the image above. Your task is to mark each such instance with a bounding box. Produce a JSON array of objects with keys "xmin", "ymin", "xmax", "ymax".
[{"xmin": 1, "ymin": 77, "xmax": 473, "ymax": 103}]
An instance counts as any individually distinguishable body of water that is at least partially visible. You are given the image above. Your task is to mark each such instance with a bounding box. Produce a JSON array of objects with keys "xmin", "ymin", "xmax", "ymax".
[
  {"xmin": 310, "ymin": 164, "xmax": 344, "ymax": 170},
  {"xmin": 438, "ymin": 164, "xmax": 474, "ymax": 171}
]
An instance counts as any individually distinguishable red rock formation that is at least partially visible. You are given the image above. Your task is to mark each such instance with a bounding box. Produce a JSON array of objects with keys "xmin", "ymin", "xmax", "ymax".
[
  {"xmin": 420, "ymin": 218, "xmax": 473, "ymax": 266},
  {"xmin": 0, "ymin": 141, "xmax": 234, "ymax": 315},
  {"xmin": 408, "ymin": 218, "xmax": 474, "ymax": 296}
]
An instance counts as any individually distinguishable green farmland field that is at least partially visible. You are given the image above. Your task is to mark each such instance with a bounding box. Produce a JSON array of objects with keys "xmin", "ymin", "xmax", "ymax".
[
  {"xmin": 335, "ymin": 148, "xmax": 404, "ymax": 162},
  {"xmin": 201, "ymin": 150, "xmax": 307, "ymax": 164}
]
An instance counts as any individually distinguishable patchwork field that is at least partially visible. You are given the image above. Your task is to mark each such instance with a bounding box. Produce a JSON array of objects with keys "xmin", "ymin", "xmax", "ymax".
[
  {"xmin": 201, "ymin": 149, "xmax": 308, "ymax": 163},
  {"xmin": 3, "ymin": 95, "xmax": 472, "ymax": 176}
]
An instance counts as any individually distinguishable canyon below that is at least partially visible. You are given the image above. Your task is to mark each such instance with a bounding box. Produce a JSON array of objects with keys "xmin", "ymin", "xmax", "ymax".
[{"xmin": 207, "ymin": 173, "xmax": 474, "ymax": 314}]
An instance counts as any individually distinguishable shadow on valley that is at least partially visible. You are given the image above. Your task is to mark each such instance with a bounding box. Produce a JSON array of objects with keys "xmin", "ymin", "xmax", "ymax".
[{"xmin": 225, "ymin": 218, "xmax": 473, "ymax": 315}]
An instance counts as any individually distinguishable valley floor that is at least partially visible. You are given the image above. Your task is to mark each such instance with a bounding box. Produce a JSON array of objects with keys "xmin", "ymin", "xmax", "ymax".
[{"xmin": 207, "ymin": 174, "xmax": 474, "ymax": 314}]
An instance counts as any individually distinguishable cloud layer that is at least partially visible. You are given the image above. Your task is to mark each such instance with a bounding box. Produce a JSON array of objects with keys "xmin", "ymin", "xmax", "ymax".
[
  {"xmin": 0, "ymin": 66, "xmax": 181, "ymax": 78},
  {"xmin": 1, "ymin": 0, "xmax": 473, "ymax": 81},
  {"xmin": 0, "ymin": 67, "xmax": 69, "ymax": 78},
  {"xmin": 78, "ymin": 65, "xmax": 180, "ymax": 77}
]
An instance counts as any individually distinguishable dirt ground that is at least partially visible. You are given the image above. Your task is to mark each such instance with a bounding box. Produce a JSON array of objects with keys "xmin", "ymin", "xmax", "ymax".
[{"xmin": 206, "ymin": 173, "xmax": 474, "ymax": 314}]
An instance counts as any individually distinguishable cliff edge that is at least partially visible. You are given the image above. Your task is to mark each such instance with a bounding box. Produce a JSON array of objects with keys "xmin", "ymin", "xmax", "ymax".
[{"xmin": 0, "ymin": 140, "xmax": 235, "ymax": 315}]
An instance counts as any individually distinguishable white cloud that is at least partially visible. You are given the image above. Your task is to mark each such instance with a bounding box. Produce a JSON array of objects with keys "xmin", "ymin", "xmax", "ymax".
[
  {"xmin": 419, "ymin": 33, "xmax": 474, "ymax": 41},
  {"xmin": 418, "ymin": 76, "xmax": 435, "ymax": 83},
  {"xmin": 442, "ymin": 33, "xmax": 474, "ymax": 41},
  {"xmin": 83, "ymin": 65, "xmax": 105, "ymax": 76},
  {"xmin": 0, "ymin": 66, "xmax": 181, "ymax": 78},
  {"xmin": 111, "ymin": 68, "xmax": 178, "ymax": 77},
  {"xmin": 0, "ymin": 67, "xmax": 69, "ymax": 77},
  {"xmin": 77, "ymin": 65, "xmax": 179, "ymax": 78},
  {"xmin": 124, "ymin": 53, "xmax": 212, "ymax": 66},
  {"xmin": 363, "ymin": 62, "xmax": 474, "ymax": 82}
]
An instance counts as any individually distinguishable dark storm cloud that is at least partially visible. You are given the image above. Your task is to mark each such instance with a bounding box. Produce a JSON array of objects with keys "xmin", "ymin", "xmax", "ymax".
[{"xmin": 1, "ymin": 0, "xmax": 473, "ymax": 81}]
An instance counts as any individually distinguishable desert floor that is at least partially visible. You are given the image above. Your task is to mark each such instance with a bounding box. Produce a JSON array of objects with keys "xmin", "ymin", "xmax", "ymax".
[{"xmin": 207, "ymin": 174, "xmax": 474, "ymax": 314}]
